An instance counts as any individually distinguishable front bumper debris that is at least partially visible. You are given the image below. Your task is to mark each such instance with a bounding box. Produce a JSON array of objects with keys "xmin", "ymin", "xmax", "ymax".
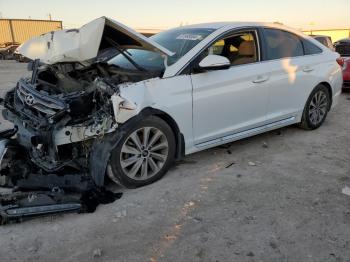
[
  {"xmin": 0, "ymin": 191, "xmax": 82, "ymax": 224},
  {"xmin": 0, "ymin": 173, "xmax": 122, "ymax": 225},
  {"xmin": 0, "ymin": 134, "xmax": 122, "ymax": 225}
]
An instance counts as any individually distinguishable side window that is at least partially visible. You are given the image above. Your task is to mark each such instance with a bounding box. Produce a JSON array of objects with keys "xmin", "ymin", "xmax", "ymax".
[
  {"xmin": 202, "ymin": 32, "xmax": 258, "ymax": 66},
  {"xmin": 264, "ymin": 28, "xmax": 304, "ymax": 60},
  {"xmin": 303, "ymin": 39, "xmax": 323, "ymax": 55},
  {"xmin": 315, "ymin": 37, "xmax": 327, "ymax": 47}
]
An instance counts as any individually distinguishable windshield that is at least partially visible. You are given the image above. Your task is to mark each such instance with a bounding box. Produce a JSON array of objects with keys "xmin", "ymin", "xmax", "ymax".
[{"xmin": 108, "ymin": 28, "xmax": 215, "ymax": 71}]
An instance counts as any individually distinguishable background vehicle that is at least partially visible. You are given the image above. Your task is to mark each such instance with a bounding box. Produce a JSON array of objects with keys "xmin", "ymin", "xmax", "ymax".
[
  {"xmin": 0, "ymin": 18, "xmax": 343, "ymax": 188},
  {"xmin": 0, "ymin": 42, "xmax": 20, "ymax": 60},
  {"xmin": 334, "ymin": 38, "xmax": 350, "ymax": 89},
  {"xmin": 311, "ymin": 35, "xmax": 334, "ymax": 51}
]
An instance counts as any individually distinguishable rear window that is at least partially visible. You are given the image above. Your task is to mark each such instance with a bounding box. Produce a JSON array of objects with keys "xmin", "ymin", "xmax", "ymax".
[
  {"xmin": 303, "ymin": 40, "xmax": 323, "ymax": 55},
  {"xmin": 315, "ymin": 37, "xmax": 328, "ymax": 46},
  {"xmin": 263, "ymin": 28, "xmax": 304, "ymax": 60}
]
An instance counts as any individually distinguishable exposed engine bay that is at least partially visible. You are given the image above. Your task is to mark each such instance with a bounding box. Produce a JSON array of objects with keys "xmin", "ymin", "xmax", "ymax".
[{"xmin": 0, "ymin": 57, "xmax": 161, "ymax": 187}]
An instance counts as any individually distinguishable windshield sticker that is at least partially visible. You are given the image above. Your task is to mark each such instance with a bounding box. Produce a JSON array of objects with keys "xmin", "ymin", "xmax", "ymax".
[{"xmin": 176, "ymin": 34, "xmax": 203, "ymax": 41}]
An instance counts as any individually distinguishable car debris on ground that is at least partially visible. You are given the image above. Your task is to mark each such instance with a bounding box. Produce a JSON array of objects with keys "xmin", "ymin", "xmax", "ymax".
[
  {"xmin": 342, "ymin": 186, "xmax": 350, "ymax": 196},
  {"xmin": 248, "ymin": 161, "xmax": 256, "ymax": 166},
  {"xmin": 225, "ymin": 162, "xmax": 235, "ymax": 168},
  {"xmin": 93, "ymin": 248, "xmax": 103, "ymax": 257},
  {"xmin": 0, "ymin": 172, "xmax": 122, "ymax": 224}
]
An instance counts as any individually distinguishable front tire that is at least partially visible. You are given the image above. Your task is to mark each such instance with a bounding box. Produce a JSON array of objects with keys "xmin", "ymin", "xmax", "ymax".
[
  {"xmin": 108, "ymin": 116, "xmax": 176, "ymax": 188},
  {"xmin": 299, "ymin": 84, "xmax": 331, "ymax": 130}
]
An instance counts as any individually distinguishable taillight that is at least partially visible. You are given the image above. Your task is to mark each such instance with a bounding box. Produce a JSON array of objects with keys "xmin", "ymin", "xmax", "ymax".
[{"xmin": 336, "ymin": 57, "xmax": 345, "ymax": 67}]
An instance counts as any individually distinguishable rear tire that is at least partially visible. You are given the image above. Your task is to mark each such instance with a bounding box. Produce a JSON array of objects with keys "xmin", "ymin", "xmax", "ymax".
[
  {"xmin": 108, "ymin": 116, "xmax": 176, "ymax": 188},
  {"xmin": 299, "ymin": 84, "xmax": 331, "ymax": 130}
]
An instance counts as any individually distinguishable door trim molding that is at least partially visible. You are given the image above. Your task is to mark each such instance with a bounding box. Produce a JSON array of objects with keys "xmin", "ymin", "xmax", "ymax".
[{"xmin": 195, "ymin": 116, "xmax": 296, "ymax": 148}]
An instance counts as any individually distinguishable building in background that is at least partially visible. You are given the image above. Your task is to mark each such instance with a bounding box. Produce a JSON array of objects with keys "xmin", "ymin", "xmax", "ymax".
[
  {"xmin": 303, "ymin": 29, "xmax": 350, "ymax": 42},
  {"xmin": 0, "ymin": 19, "xmax": 62, "ymax": 45}
]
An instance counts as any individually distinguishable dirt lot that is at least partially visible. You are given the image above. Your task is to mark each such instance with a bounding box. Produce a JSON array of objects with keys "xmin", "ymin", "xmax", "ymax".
[{"xmin": 0, "ymin": 60, "xmax": 349, "ymax": 262}]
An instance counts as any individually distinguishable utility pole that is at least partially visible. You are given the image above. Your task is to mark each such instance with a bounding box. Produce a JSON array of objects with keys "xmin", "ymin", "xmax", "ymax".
[{"xmin": 309, "ymin": 22, "xmax": 315, "ymax": 35}]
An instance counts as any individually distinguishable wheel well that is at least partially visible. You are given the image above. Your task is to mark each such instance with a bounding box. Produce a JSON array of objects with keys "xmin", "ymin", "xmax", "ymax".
[
  {"xmin": 319, "ymin": 82, "xmax": 333, "ymax": 109},
  {"xmin": 139, "ymin": 107, "xmax": 185, "ymax": 160}
]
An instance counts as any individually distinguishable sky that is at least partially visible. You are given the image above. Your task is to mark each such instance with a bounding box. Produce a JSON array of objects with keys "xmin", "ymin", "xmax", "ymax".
[{"xmin": 0, "ymin": 0, "xmax": 350, "ymax": 30}]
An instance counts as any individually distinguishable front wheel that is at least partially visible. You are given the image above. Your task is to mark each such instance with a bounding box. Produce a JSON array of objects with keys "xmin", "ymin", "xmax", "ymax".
[
  {"xmin": 108, "ymin": 116, "xmax": 176, "ymax": 188},
  {"xmin": 299, "ymin": 84, "xmax": 331, "ymax": 130}
]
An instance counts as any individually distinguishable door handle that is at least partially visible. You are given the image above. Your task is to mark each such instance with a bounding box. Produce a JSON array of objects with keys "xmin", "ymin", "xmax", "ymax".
[
  {"xmin": 303, "ymin": 66, "xmax": 314, "ymax": 73},
  {"xmin": 252, "ymin": 75, "xmax": 269, "ymax": 83}
]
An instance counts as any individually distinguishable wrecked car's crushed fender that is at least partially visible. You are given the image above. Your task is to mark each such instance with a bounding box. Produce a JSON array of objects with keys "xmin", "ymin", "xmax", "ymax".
[
  {"xmin": 89, "ymin": 103, "xmax": 186, "ymax": 187},
  {"xmin": 89, "ymin": 110, "xmax": 147, "ymax": 186},
  {"xmin": 111, "ymin": 94, "xmax": 138, "ymax": 124},
  {"xmin": 112, "ymin": 75, "xmax": 193, "ymax": 153}
]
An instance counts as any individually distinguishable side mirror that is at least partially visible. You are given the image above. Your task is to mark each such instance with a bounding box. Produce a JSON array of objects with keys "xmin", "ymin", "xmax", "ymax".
[{"xmin": 199, "ymin": 55, "xmax": 230, "ymax": 70}]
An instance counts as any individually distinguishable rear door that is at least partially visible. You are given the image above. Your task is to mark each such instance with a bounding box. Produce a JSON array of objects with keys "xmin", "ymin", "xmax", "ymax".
[{"xmin": 260, "ymin": 28, "xmax": 321, "ymax": 124}]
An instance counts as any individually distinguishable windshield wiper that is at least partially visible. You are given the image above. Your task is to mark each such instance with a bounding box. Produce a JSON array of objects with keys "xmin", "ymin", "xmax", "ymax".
[{"xmin": 105, "ymin": 37, "xmax": 147, "ymax": 72}]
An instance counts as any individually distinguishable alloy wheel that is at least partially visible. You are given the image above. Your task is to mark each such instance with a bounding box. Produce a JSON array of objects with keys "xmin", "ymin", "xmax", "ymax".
[
  {"xmin": 119, "ymin": 127, "xmax": 169, "ymax": 180},
  {"xmin": 309, "ymin": 90, "xmax": 328, "ymax": 125}
]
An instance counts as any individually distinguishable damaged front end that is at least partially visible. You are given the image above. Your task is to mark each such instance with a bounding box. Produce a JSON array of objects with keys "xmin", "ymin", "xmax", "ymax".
[
  {"xmin": 1, "ymin": 58, "xmax": 160, "ymax": 188},
  {"xmin": 0, "ymin": 17, "xmax": 174, "ymax": 222},
  {"xmin": 2, "ymin": 62, "xmax": 113, "ymax": 184}
]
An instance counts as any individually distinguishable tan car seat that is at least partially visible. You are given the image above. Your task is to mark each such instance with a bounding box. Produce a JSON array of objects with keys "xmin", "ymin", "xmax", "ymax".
[{"xmin": 232, "ymin": 41, "xmax": 256, "ymax": 65}]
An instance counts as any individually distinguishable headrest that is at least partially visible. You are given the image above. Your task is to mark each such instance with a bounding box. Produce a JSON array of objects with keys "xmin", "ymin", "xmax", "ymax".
[{"xmin": 238, "ymin": 41, "xmax": 255, "ymax": 56}]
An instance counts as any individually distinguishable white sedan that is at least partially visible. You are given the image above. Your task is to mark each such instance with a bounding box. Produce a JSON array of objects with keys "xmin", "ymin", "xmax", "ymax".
[{"xmin": 3, "ymin": 17, "xmax": 343, "ymax": 188}]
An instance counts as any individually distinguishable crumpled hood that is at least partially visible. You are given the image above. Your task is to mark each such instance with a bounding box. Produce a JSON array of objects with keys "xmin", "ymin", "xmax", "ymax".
[{"xmin": 18, "ymin": 16, "xmax": 174, "ymax": 64}]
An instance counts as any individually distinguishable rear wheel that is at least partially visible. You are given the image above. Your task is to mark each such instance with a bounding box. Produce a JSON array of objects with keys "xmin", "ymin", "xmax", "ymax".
[
  {"xmin": 108, "ymin": 116, "xmax": 176, "ymax": 188},
  {"xmin": 299, "ymin": 85, "xmax": 331, "ymax": 130}
]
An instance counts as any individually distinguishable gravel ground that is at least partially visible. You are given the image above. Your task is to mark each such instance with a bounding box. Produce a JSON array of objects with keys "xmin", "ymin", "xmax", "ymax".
[{"xmin": 0, "ymin": 60, "xmax": 349, "ymax": 262}]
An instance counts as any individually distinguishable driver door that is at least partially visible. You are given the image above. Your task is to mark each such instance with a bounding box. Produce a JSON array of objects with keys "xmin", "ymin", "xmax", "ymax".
[{"xmin": 190, "ymin": 30, "xmax": 270, "ymax": 146}]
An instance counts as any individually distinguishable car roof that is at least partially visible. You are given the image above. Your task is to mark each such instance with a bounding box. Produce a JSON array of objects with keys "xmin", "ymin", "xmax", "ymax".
[
  {"xmin": 170, "ymin": 22, "xmax": 306, "ymax": 38},
  {"xmin": 336, "ymin": 38, "xmax": 350, "ymax": 43},
  {"xmin": 175, "ymin": 21, "xmax": 293, "ymax": 30},
  {"xmin": 162, "ymin": 21, "xmax": 329, "ymax": 78}
]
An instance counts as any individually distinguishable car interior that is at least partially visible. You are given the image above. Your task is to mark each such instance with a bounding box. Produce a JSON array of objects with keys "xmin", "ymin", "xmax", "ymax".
[{"xmin": 208, "ymin": 32, "xmax": 258, "ymax": 66}]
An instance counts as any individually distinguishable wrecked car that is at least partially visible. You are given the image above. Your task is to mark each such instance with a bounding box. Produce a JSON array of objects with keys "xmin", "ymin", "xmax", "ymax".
[{"xmin": 0, "ymin": 17, "xmax": 343, "ymax": 189}]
